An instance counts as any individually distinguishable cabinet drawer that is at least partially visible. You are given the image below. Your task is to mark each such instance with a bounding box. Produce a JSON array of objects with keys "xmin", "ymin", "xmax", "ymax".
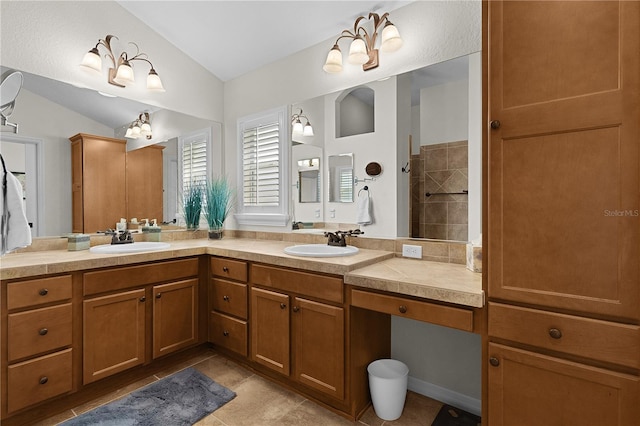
[
  {"xmin": 211, "ymin": 257, "xmax": 248, "ymax": 282},
  {"xmin": 351, "ymin": 289, "xmax": 474, "ymax": 332},
  {"xmin": 489, "ymin": 302, "xmax": 640, "ymax": 369},
  {"xmin": 8, "ymin": 303, "xmax": 73, "ymax": 362},
  {"xmin": 7, "ymin": 348, "xmax": 73, "ymax": 413},
  {"xmin": 7, "ymin": 275, "xmax": 72, "ymax": 310},
  {"xmin": 210, "ymin": 311, "xmax": 247, "ymax": 356},
  {"xmin": 251, "ymin": 264, "xmax": 343, "ymax": 304},
  {"xmin": 83, "ymin": 258, "xmax": 199, "ymax": 296},
  {"xmin": 211, "ymin": 279, "xmax": 247, "ymax": 319}
]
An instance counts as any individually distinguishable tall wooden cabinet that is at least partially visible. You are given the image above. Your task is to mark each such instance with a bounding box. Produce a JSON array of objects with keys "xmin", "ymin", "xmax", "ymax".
[
  {"xmin": 70, "ymin": 134, "xmax": 126, "ymax": 233},
  {"xmin": 70, "ymin": 134, "xmax": 164, "ymax": 233},
  {"xmin": 486, "ymin": 1, "xmax": 640, "ymax": 424}
]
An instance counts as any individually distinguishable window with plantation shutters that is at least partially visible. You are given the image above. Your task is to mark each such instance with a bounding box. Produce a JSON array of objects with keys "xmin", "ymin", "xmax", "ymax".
[
  {"xmin": 339, "ymin": 167, "xmax": 353, "ymax": 202},
  {"xmin": 242, "ymin": 122, "xmax": 280, "ymax": 207},
  {"xmin": 236, "ymin": 106, "xmax": 289, "ymax": 227},
  {"xmin": 182, "ymin": 137, "xmax": 208, "ymax": 189}
]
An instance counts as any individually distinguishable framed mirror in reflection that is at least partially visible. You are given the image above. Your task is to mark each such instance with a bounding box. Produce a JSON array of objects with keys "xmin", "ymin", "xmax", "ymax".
[
  {"xmin": 0, "ymin": 67, "xmax": 220, "ymax": 238},
  {"xmin": 328, "ymin": 153, "xmax": 354, "ymax": 203},
  {"xmin": 297, "ymin": 158, "xmax": 320, "ymax": 203}
]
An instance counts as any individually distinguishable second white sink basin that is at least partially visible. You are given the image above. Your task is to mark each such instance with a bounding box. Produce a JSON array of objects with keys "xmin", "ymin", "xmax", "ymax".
[
  {"xmin": 90, "ymin": 242, "xmax": 171, "ymax": 254},
  {"xmin": 284, "ymin": 244, "xmax": 359, "ymax": 257}
]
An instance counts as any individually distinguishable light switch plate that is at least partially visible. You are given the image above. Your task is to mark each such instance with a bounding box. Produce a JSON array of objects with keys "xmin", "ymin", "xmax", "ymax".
[{"xmin": 402, "ymin": 244, "xmax": 422, "ymax": 259}]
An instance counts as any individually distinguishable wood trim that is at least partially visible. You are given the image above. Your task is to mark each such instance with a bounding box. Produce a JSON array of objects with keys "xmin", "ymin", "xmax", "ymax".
[{"xmin": 251, "ymin": 264, "xmax": 343, "ymax": 304}]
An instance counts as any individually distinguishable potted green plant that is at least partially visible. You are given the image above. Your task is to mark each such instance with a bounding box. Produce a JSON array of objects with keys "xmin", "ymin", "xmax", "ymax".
[
  {"xmin": 203, "ymin": 176, "xmax": 234, "ymax": 239},
  {"xmin": 182, "ymin": 182, "xmax": 203, "ymax": 231}
]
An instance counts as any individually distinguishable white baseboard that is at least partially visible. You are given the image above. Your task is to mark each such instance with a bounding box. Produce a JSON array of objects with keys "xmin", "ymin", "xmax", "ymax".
[{"xmin": 407, "ymin": 376, "xmax": 481, "ymax": 417}]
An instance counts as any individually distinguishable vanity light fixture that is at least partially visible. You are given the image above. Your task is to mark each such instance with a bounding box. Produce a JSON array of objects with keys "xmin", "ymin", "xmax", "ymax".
[
  {"xmin": 291, "ymin": 109, "xmax": 314, "ymax": 136},
  {"xmin": 80, "ymin": 35, "xmax": 165, "ymax": 92},
  {"xmin": 323, "ymin": 12, "xmax": 402, "ymax": 73},
  {"xmin": 125, "ymin": 112, "xmax": 152, "ymax": 140}
]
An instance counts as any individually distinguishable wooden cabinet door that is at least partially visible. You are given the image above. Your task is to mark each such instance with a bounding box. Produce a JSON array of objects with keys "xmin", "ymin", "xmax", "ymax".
[
  {"xmin": 126, "ymin": 145, "xmax": 164, "ymax": 222},
  {"xmin": 487, "ymin": 1, "xmax": 640, "ymax": 319},
  {"xmin": 70, "ymin": 139, "xmax": 83, "ymax": 233},
  {"xmin": 83, "ymin": 288, "xmax": 146, "ymax": 384},
  {"xmin": 153, "ymin": 279, "xmax": 198, "ymax": 359},
  {"xmin": 250, "ymin": 287, "xmax": 290, "ymax": 375},
  {"xmin": 292, "ymin": 297, "xmax": 344, "ymax": 400},
  {"xmin": 488, "ymin": 343, "xmax": 640, "ymax": 426}
]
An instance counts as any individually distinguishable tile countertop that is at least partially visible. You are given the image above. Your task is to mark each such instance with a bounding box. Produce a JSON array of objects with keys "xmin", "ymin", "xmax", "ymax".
[
  {"xmin": 0, "ymin": 238, "xmax": 484, "ymax": 308},
  {"xmin": 344, "ymin": 257, "xmax": 484, "ymax": 308}
]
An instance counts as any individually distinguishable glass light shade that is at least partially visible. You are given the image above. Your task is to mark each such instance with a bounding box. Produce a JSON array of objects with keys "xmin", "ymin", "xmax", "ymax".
[
  {"xmin": 131, "ymin": 123, "xmax": 141, "ymax": 137},
  {"xmin": 323, "ymin": 45, "xmax": 343, "ymax": 73},
  {"xmin": 348, "ymin": 37, "xmax": 369, "ymax": 65},
  {"xmin": 80, "ymin": 48, "xmax": 102, "ymax": 73},
  {"xmin": 124, "ymin": 127, "xmax": 134, "ymax": 138},
  {"xmin": 381, "ymin": 22, "xmax": 403, "ymax": 53},
  {"xmin": 292, "ymin": 119, "xmax": 303, "ymax": 133},
  {"xmin": 303, "ymin": 122, "xmax": 314, "ymax": 137},
  {"xmin": 113, "ymin": 61, "xmax": 135, "ymax": 86},
  {"xmin": 147, "ymin": 69, "xmax": 165, "ymax": 92},
  {"xmin": 140, "ymin": 122, "xmax": 152, "ymax": 136}
]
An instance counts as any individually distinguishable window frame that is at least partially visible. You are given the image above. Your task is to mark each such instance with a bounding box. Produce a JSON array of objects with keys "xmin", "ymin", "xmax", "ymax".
[{"xmin": 235, "ymin": 106, "xmax": 290, "ymax": 227}]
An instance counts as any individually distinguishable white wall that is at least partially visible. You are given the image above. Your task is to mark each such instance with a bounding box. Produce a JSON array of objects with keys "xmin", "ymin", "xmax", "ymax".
[
  {"xmin": 3, "ymin": 89, "xmax": 115, "ymax": 236},
  {"xmin": 0, "ymin": 1, "xmax": 224, "ymax": 122},
  {"xmin": 420, "ymin": 80, "xmax": 469, "ymax": 146}
]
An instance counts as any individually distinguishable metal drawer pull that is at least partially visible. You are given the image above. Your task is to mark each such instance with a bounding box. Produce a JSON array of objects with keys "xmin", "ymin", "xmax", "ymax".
[
  {"xmin": 223, "ymin": 331, "xmax": 229, "ymax": 337},
  {"xmin": 490, "ymin": 120, "xmax": 501, "ymax": 129},
  {"xmin": 549, "ymin": 328, "xmax": 562, "ymax": 339},
  {"xmin": 398, "ymin": 305, "xmax": 407, "ymax": 314},
  {"xmin": 222, "ymin": 266, "xmax": 229, "ymax": 272},
  {"xmin": 39, "ymin": 376, "xmax": 48, "ymax": 385},
  {"xmin": 489, "ymin": 357, "xmax": 500, "ymax": 367},
  {"xmin": 292, "ymin": 306, "xmax": 300, "ymax": 313},
  {"xmin": 156, "ymin": 293, "xmax": 162, "ymax": 299},
  {"xmin": 280, "ymin": 303, "xmax": 287, "ymax": 309},
  {"xmin": 139, "ymin": 296, "xmax": 146, "ymax": 302},
  {"xmin": 223, "ymin": 295, "xmax": 230, "ymax": 301},
  {"xmin": 39, "ymin": 328, "xmax": 48, "ymax": 336},
  {"xmin": 39, "ymin": 288, "xmax": 49, "ymax": 296}
]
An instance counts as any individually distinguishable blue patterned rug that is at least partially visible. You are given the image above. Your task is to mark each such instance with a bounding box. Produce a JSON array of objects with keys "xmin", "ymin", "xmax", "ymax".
[{"xmin": 61, "ymin": 367, "xmax": 236, "ymax": 426}]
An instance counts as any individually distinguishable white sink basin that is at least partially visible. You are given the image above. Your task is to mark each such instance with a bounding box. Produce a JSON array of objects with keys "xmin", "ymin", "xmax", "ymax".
[
  {"xmin": 284, "ymin": 244, "xmax": 359, "ymax": 257},
  {"xmin": 90, "ymin": 242, "xmax": 171, "ymax": 254}
]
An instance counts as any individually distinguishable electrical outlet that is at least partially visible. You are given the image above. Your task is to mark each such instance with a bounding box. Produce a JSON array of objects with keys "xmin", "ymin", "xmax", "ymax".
[{"xmin": 402, "ymin": 244, "xmax": 422, "ymax": 259}]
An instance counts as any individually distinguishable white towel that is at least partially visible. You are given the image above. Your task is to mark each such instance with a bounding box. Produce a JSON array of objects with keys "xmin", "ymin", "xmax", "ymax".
[
  {"xmin": 356, "ymin": 191, "xmax": 372, "ymax": 226},
  {"xmin": 1, "ymin": 169, "xmax": 32, "ymax": 255}
]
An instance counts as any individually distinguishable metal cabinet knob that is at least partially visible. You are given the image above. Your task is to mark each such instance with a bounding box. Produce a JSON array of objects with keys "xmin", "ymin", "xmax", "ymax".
[
  {"xmin": 223, "ymin": 331, "xmax": 229, "ymax": 337},
  {"xmin": 489, "ymin": 357, "xmax": 500, "ymax": 367},
  {"xmin": 222, "ymin": 266, "xmax": 229, "ymax": 272},
  {"xmin": 549, "ymin": 328, "xmax": 563, "ymax": 339},
  {"xmin": 223, "ymin": 295, "xmax": 230, "ymax": 301},
  {"xmin": 280, "ymin": 303, "xmax": 287, "ymax": 309},
  {"xmin": 39, "ymin": 288, "xmax": 49, "ymax": 296},
  {"xmin": 156, "ymin": 293, "xmax": 162, "ymax": 299},
  {"xmin": 490, "ymin": 120, "xmax": 501, "ymax": 129},
  {"xmin": 39, "ymin": 328, "xmax": 48, "ymax": 336},
  {"xmin": 292, "ymin": 306, "xmax": 300, "ymax": 313},
  {"xmin": 39, "ymin": 376, "xmax": 49, "ymax": 385},
  {"xmin": 139, "ymin": 296, "xmax": 146, "ymax": 302},
  {"xmin": 398, "ymin": 305, "xmax": 407, "ymax": 314}
]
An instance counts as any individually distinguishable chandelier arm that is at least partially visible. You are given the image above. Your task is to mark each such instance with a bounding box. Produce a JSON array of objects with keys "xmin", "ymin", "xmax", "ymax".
[
  {"xmin": 352, "ymin": 16, "xmax": 366, "ymax": 34},
  {"xmin": 98, "ymin": 35, "xmax": 119, "ymax": 69}
]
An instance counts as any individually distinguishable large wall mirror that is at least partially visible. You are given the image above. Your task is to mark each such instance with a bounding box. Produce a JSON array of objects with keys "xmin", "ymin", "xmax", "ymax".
[
  {"xmin": 289, "ymin": 53, "xmax": 481, "ymax": 241},
  {"xmin": 0, "ymin": 67, "xmax": 220, "ymax": 238}
]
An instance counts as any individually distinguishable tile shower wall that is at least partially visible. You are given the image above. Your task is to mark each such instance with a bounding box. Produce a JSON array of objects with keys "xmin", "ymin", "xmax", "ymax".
[{"xmin": 411, "ymin": 141, "xmax": 468, "ymax": 241}]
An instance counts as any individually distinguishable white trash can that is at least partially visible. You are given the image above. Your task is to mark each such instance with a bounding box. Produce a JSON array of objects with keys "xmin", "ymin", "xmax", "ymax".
[{"xmin": 367, "ymin": 359, "xmax": 409, "ymax": 421}]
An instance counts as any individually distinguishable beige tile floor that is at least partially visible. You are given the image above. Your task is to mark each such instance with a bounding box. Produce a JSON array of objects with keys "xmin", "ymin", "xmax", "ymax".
[{"xmin": 36, "ymin": 349, "xmax": 445, "ymax": 426}]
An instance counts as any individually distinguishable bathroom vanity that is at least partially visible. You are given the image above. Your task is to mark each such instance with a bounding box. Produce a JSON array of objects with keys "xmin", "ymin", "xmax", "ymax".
[{"xmin": 0, "ymin": 237, "xmax": 482, "ymax": 424}]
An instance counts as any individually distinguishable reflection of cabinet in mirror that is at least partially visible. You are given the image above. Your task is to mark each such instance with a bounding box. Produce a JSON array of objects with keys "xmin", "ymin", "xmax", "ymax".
[
  {"xmin": 336, "ymin": 87, "xmax": 374, "ymax": 138},
  {"xmin": 70, "ymin": 133, "xmax": 163, "ymax": 233},
  {"xmin": 328, "ymin": 154, "xmax": 354, "ymax": 203}
]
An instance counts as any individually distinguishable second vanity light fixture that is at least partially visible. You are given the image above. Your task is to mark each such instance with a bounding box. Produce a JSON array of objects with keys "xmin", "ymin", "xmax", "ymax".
[
  {"xmin": 125, "ymin": 112, "xmax": 152, "ymax": 140},
  {"xmin": 291, "ymin": 109, "xmax": 314, "ymax": 136},
  {"xmin": 323, "ymin": 12, "xmax": 403, "ymax": 74},
  {"xmin": 80, "ymin": 35, "xmax": 165, "ymax": 92}
]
